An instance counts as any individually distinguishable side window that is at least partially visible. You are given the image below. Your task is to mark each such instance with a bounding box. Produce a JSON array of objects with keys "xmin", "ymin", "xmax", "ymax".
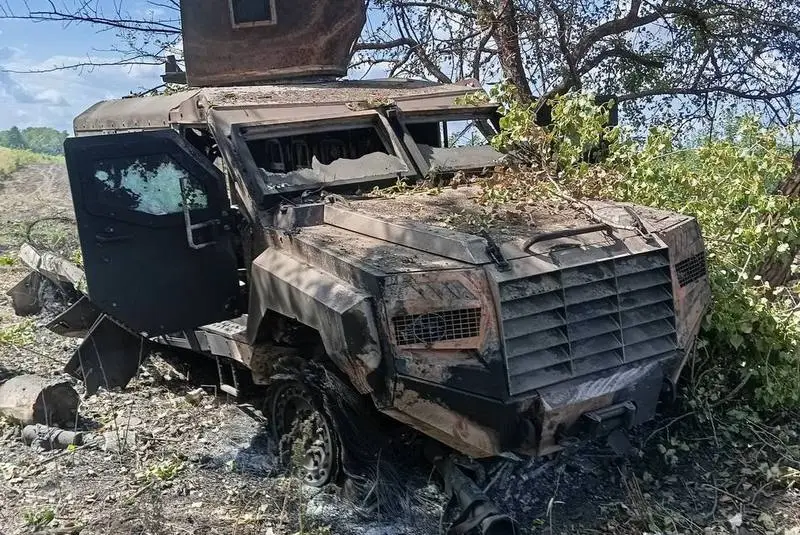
[
  {"xmin": 89, "ymin": 154, "xmax": 209, "ymax": 216},
  {"xmin": 230, "ymin": 0, "xmax": 276, "ymax": 27}
]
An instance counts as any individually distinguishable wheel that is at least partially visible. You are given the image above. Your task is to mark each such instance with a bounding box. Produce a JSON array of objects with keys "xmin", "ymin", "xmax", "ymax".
[{"xmin": 268, "ymin": 381, "xmax": 339, "ymax": 487}]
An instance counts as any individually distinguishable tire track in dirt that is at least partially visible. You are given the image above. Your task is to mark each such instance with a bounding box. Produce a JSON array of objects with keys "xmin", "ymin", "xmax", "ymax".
[
  {"xmin": 0, "ymin": 162, "xmax": 74, "ymax": 222},
  {"xmin": 0, "ymin": 162, "xmax": 76, "ymax": 258}
]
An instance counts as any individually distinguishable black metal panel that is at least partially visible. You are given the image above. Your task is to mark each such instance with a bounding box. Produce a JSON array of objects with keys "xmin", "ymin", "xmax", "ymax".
[
  {"xmin": 675, "ymin": 251, "xmax": 708, "ymax": 287},
  {"xmin": 64, "ymin": 130, "xmax": 242, "ymax": 336},
  {"xmin": 64, "ymin": 315, "xmax": 151, "ymax": 395},
  {"xmin": 46, "ymin": 295, "xmax": 102, "ymax": 338},
  {"xmin": 6, "ymin": 271, "xmax": 43, "ymax": 316},
  {"xmin": 498, "ymin": 249, "xmax": 678, "ymax": 396}
]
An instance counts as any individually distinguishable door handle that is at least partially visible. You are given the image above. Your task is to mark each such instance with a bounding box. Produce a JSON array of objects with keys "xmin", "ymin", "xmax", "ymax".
[
  {"xmin": 182, "ymin": 202, "xmax": 219, "ymax": 250},
  {"xmin": 95, "ymin": 233, "xmax": 132, "ymax": 244}
]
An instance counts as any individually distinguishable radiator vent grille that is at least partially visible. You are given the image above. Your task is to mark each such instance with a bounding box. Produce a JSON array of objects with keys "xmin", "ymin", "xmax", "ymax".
[
  {"xmin": 393, "ymin": 308, "xmax": 481, "ymax": 346},
  {"xmin": 499, "ymin": 249, "xmax": 678, "ymax": 396},
  {"xmin": 675, "ymin": 251, "xmax": 707, "ymax": 287}
]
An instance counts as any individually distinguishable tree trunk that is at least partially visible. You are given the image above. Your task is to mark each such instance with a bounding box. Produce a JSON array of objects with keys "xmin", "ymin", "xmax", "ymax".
[
  {"xmin": 756, "ymin": 150, "xmax": 800, "ymax": 287},
  {"xmin": 490, "ymin": 0, "xmax": 534, "ymax": 102}
]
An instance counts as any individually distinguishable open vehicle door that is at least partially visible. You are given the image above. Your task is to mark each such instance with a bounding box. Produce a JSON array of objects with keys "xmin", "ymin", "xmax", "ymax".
[{"xmin": 64, "ymin": 129, "xmax": 242, "ymax": 336}]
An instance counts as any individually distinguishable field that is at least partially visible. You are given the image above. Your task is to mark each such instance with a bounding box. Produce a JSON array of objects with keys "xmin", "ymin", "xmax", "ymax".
[
  {"xmin": 0, "ymin": 148, "xmax": 59, "ymax": 180},
  {"xmin": 1, "ymin": 157, "xmax": 800, "ymax": 535}
]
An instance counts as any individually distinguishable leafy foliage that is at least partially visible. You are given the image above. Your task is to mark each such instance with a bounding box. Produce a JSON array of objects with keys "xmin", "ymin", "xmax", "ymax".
[
  {"xmin": 0, "ymin": 126, "xmax": 68, "ymax": 155},
  {"xmin": 362, "ymin": 0, "xmax": 800, "ymax": 127},
  {"xmin": 23, "ymin": 507, "xmax": 55, "ymax": 528},
  {"xmin": 491, "ymin": 88, "xmax": 800, "ymax": 410}
]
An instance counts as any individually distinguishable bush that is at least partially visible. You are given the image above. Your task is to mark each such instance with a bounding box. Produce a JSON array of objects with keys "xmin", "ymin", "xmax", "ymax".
[{"xmin": 490, "ymin": 87, "xmax": 800, "ymax": 410}]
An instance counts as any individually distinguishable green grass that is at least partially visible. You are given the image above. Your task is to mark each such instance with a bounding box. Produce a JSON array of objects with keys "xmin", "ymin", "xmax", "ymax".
[
  {"xmin": 0, "ymin": 319, "xmax": 36, "ymax": 347},
  {"xmin": 23, "ymin": 507, "xmax": 55, "ymax": 528},
  {"xmin": 0, "ymin": 147, "xmax": 60, "ymax": 179}
]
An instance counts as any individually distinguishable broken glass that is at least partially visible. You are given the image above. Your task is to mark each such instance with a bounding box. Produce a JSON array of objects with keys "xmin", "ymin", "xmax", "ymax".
[{"xmin": 91, "ymin": 155, "xmax": 208, "ymax": 216}]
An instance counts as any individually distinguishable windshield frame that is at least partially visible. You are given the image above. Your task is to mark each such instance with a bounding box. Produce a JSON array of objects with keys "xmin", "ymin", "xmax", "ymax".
[
  {"xmin": 227, "ymin": 112, "xmax": 418, "ymax": 206},
  {"xmin": 395, "ymin": 106, "xmax": 503, "ymax": 175}
]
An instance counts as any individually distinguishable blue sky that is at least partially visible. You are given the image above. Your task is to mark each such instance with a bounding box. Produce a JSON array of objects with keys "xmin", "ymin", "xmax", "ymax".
[{"xmin": 0, "ymin": 1, "xmax": 164, "ymax": 131}]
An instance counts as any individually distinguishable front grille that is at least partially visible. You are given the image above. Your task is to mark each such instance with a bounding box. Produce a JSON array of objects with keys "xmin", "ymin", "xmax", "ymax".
[
  {"xmin": 675, "ymin": 251, "xmax": 707, "ymax": 287},
  {"xmin": 393, "ymin": 308, "xmax": 481, "ymax": 346},
  {"xmin": 499, "ymin": 250, "xmax": 678, "ymax": 396}
]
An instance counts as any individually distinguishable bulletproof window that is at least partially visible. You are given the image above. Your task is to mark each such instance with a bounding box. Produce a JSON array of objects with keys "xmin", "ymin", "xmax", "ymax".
[
  {"xmin": 403, "ymin": 111, "xmax": 503, "ymax": 173},
  {"xmin": 230, "ymin": 0, "xmax": 276, "ymax": 27},
  {"xmin": 248, "ymin": 126, "xmax": 394, "ymax": 173},
  {"xmin": 240, "ymin": 117, "xmax": 414, "ymax": 198},
  {"xmin": 88, "ymin": 154, "xmax": 209, "ymax": 216}
]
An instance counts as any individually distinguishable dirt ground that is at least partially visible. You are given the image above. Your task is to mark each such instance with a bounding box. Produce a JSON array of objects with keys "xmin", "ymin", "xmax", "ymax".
[{"xmin": 2, "ymin": 162, "xmax": 800, "ymax": 535}]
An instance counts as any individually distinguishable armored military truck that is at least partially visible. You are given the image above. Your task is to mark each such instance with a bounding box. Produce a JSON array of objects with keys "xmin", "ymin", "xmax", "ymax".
[{"xmin": 8, "ymin": 1, "xmax": 711, "ymax": 533}]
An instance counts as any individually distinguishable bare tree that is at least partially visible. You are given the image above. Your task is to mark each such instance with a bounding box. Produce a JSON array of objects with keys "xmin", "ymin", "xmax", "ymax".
[
  {"xmin": 360, "ymin": 0, "xmax": 800, "ymax": 126},
  {"xmin": 0, "ymin": 0, "xmax": 181, "ymax": 75}
]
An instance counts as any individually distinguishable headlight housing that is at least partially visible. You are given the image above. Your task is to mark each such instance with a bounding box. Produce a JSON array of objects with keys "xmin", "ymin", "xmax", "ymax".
[{"xmin": 383, "ymin": 269, "xmax": 495, "ymax": 351}]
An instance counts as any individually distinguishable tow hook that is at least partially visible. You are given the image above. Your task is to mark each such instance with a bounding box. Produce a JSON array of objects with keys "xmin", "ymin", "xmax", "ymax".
[
  {"xmin": 426, "ymin": 443, "xmax": 518, "ymax": 535},
  {"xmin": 559, "ymin": 401, "xmax": 638, "ymax": 455}
]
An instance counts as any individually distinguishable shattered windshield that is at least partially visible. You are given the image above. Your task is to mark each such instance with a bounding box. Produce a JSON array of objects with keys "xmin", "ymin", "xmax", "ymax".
[
  {"xmin": 404, "ymin": 112, "xmax": 504, "ymax": 173},
  {"xmin": 90, "ymin": 155, "xmax": 209, "ymax": 216},
  {"xmin": 246, "ymin": 124, "xmax": 409, "ymax": 190}
]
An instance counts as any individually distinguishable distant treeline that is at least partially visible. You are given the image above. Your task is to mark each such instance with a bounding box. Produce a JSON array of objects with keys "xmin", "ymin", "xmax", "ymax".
[{"xmin": 0, "ymin": 126, "xmax": 68, "ymax": 156}]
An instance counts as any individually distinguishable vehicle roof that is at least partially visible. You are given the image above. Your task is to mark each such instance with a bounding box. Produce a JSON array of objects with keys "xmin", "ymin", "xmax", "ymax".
[{"xmin": 73, "ymin": 78, "xmax": 486, "ymax": 135}]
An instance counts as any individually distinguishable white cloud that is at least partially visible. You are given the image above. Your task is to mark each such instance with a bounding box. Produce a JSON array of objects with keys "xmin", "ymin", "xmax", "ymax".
[
  {"xmin": 0, "ymin": 49, "xmax": 163, "ymax": 131},
  {"xmin": 33, "ymin": 88, "xmax": 69, "ymax": 106}
]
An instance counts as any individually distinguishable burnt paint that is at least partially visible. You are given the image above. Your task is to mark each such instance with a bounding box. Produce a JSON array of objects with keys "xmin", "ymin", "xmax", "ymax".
[
  {"xmin": 396, "ymin": 375, "xmax": 529, "ymax": 452},
  {"xmin": 393, "ymin": 350, "xmax": 509, "ymax": 401},
  {"xmin": 341, "ymin": 307, "xmax": 373, "ymax": 360}
]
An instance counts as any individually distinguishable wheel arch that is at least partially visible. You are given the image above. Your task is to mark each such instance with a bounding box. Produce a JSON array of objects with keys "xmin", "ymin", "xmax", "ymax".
[{"xmin": 246, "ymin": 248, "xmax": 384, "ymax": 395}]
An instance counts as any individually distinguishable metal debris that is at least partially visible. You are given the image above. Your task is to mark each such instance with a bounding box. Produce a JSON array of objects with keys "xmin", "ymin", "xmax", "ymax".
[{"xmin": 22, "ymin": 424, "xmax": 85, "ymax": 450}]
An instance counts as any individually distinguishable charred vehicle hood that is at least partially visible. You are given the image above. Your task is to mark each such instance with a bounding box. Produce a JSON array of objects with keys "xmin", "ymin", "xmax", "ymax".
[{"xmin": 273, "ymin": 186, "xmax": 676, "ymax": 274}]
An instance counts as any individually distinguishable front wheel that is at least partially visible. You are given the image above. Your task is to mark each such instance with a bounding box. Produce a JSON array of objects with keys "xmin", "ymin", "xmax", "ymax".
[{"xmin": 267, "ymin": 381, "xmax": 340, "ymax": 487}]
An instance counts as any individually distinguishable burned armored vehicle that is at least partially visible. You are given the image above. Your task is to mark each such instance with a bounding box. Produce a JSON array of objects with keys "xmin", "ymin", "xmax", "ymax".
[{"xmin": 9, "ymin": 0, "xmax": 710, "ymax": 532}]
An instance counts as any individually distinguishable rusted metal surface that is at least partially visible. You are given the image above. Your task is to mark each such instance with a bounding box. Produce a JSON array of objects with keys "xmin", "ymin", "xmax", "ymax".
[
  {"xmin": 324, "ymin": 204, "xmax": 492, "ymax": 264},
  {"xmin": 200, "ymin": 80, "xmax": 478, "ymax": 107},
  {"xmin": 72, "ymin": 81, "xmax": 481, "ymax": 135},
  {"xmin": 73, "ymin": 90, "xmax": 202, "ymax": 135},
  {"xmin": 180, "ymin": 0, "xmax": 366, "ymax": 86},
  {"xmin": 247, "ymin": 249, "xmax": 382, "ymax": 395},
  {"xmin": 533, "ymin": 361, "xmax": 663, "ymax": 455},
  {"xmin": 386, "ymin": 381, "xmax": 503, "ymax": 458}
]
